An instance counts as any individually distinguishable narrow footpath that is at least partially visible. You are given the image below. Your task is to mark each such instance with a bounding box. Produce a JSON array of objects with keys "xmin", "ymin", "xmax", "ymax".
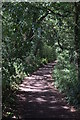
[{"xmin": 15, "ymin": 61, "xmax": 80, "ymax": 119}]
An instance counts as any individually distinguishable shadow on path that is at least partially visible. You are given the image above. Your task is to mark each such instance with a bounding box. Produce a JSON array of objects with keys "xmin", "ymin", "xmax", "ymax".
[{"xmin": 13, "ymin": 61, "xmax": 80, "ymax": 119}]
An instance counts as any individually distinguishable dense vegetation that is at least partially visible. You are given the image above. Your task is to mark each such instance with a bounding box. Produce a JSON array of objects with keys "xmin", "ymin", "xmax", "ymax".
[
  {"xmin": 53, "ymin": 3, "xmax": 80, "ymax": 107},
  {"xmin": 2, "ymin": 2, "xmax": 80, "ymax": 117}
]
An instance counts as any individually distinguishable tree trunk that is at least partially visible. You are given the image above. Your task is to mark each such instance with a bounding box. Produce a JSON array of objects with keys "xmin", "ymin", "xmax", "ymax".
[{"xmin": 74, "ymin": 2, "xmax": 80, "ymax": 81}]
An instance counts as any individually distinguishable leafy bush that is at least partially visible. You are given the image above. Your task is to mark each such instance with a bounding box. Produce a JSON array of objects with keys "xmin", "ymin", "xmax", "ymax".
[
  {"xmin": 41, "ymin": 58, "xmax": 48, "ymax": 65},
  {"xmin": 53, "ymin": 50, "xmax": 80, "ymax": 107},
  {"xmin": 42, "ymin": 43, "xmax": 56, "ymax": 62}
]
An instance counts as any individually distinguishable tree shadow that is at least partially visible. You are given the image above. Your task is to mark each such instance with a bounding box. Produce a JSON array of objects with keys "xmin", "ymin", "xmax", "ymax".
[
  {"xmin": 15, "ymin": 89, "xmax": 80, "ymax": 119},
  {"xmin": 2, "ymin": 62, "xmax": 80, "ymax": 119}
]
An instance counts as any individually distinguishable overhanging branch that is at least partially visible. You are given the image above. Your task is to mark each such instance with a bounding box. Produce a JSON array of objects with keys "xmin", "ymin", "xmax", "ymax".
[{"xmin": 37, "ymin": 11, "xmax": 49, "ymax": 24}]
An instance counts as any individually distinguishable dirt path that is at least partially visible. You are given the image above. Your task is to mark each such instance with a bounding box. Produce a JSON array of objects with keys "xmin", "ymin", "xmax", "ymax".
[{"xmin": 14, "ymin": 61, "xmax": 80, "ymax": 119}]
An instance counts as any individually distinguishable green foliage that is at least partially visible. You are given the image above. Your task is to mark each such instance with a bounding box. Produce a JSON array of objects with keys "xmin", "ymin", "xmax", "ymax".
[
  {"xmin": 2, "ymin": 58, "xmax": 26, "ymax": 93},
  {"xmin": 42, "ymin": 43, "xmax": 56, "ymax": 62},
  {"xmin": 41, "ymin": 58, "xmax": 48, "ymax": 65},
  {"xmin": 53, "ymin": 50, "xmax": 80, "ymax": 107}
]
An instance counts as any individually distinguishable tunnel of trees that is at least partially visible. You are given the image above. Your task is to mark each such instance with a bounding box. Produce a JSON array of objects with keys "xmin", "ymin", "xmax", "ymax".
[{"xmin": 2, "ymin": 2, "xmax": 80, "ymax": 117}]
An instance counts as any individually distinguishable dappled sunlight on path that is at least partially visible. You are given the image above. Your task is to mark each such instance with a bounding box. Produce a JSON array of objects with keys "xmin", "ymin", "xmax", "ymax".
[{"xmin": 15, "ymin": 61, "xmax": 80, "ymax": 119}]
